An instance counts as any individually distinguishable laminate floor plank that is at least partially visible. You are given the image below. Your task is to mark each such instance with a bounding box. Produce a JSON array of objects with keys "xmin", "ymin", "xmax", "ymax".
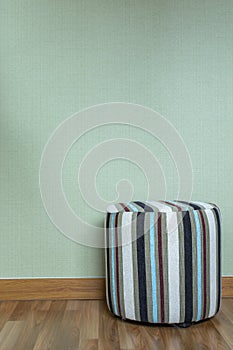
[
  {"xmin": 0, "ymin": 320, "xmax": 25, "ymax": 350},
  {"xmin": 15, "ymin": 301, "xmax": 53, "ymax": 350},
  {"xmin": 220, "ymin": 299, "xmax": 233, "ymax": 323},
  {"xmin": 152, "ymin": 325, "xmax": 186, "ymax": 350},
  {"xmin": 196, "ymin": 317, "xmax": 231, "ymax": 350},
  {"xmin": 79, "ymin": 339, "xmax": 98, "ymax": 350},
  {"xmin": 117, "ymin": 318, "xmax": 139, "ymax": 349},
  {"xmin": 60, "ymin": 310, "xmax": 80, "ymax": 349},
  {"xmin": 0, "ymin": 301, "xmax": 18, "ymax": 331},
  {"xmin": 32, "ymin": 300, "xmax": 67, "ymax": 350},
  {"xmin": 211, "ymin": 308, "xmax": 233, "ymax": 349},
  {"xmin": 0, "ymin": 298, "xmax": 231, "ymax": 350},
  {"xmin": 79, "ymin": 300, "xmax": 99, "ymax": 340},
  {"xmin": 99, "ymin": 300, "xmax": 120, "ymax": 349}
]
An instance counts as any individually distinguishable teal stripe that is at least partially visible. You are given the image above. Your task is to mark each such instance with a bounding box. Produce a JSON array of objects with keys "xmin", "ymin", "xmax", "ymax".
[
  {"xmin": 150, "ymin": 213, "xmax": 158, "ymax": 322},
  {"xmin": 194, "ymin": 210, "xmax": 202, "ymax": 321},
  {"xmin": 127, "ymin": 203, "xmax": 139, "ymax": 212},
  {"xmin": 111, "ymin": 213, "xmax": 118, "ymax": 315}
]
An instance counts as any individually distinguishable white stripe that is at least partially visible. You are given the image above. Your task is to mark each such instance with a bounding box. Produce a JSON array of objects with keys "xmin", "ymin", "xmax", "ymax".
[
  {"xmin": 147, "ymin": 201, "xmax": 173, "ymax": 213},
  {"xmin": 166, "ymin": 212, "xmax": 180, "ymax": 323},
  {"xmin": 205, "ymin": 209, "xmax": 217, "ymax": 317},
  {"xmin": 192, "ymin": 201, "xmax": 214, "ymax": 210},
  {"xmin": 107, "ymin": 204, "xmax": 119, "ymax": 213},
  {"xmin": 169, "ymin": 200, "xmax": 189, "ymax": 210},
  {"xmin": 121, "ymin": 212, "xmax": 135, "ymax": 320}
]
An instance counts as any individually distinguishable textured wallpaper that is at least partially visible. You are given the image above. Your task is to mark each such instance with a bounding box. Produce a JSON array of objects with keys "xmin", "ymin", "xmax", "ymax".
[{"xmin": 0, "ymin": 0, "xmax": 232, "ymax": 277}]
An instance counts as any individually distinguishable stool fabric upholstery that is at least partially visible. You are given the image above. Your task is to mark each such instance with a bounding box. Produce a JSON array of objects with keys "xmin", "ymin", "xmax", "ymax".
[{"xmin": 105, "ymin": 200, "xmax": 221, "ymax": 325}]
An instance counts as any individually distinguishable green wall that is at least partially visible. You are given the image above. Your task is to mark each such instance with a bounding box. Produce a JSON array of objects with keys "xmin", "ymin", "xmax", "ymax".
[{"xmin": 0, "ymin": 0, "xmax": 232, "ymax": 277}]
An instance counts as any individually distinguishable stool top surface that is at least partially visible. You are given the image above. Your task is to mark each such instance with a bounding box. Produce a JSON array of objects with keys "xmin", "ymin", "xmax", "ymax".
[{"xmin": 107, "ymin": 200, "xmax": 219, "ymax": 213}]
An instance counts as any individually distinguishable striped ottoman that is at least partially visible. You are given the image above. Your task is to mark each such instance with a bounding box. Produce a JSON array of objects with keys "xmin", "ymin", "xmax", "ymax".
[{"xmin": 105, "ymin": 200, "xmax": 221, "ymax": 327}]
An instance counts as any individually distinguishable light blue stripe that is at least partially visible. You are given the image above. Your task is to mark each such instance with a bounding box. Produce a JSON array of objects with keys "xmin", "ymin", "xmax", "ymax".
[
  {"xmin": 194, "ymin": 210, "xmax": 202, "ymax": 321},
  {"xmin": 150, "ymin": 212, "xmax": 157, "ymax": 322},
  {"xmin": 111, "ymin": 213, "xmax": 118, "ymax": 315},
  {"xmin": 127, "ymin": 203, "xmax": 139, "ymax": 212}
]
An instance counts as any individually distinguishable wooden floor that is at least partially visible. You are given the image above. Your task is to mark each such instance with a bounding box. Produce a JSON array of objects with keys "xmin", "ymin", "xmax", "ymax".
[{"xmin": 0, "ymin": 299, "xmax": 232, "ymax": 350}]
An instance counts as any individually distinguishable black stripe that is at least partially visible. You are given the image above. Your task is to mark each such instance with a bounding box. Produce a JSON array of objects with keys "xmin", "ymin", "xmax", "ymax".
[
  {"xmin": 136, "ymin": 213, "xmax": 148, "ymax": 322},
  {"xmin": 134, "ymin": 201, "xmax": 154, "ymax": 212},
  {"xmin": 106, "ymin": 213, "xmax": 113, "ymax": 313},
  {"xmin": 213, "ymin": 207, "xmax": 221, "ymax": 313},
  {"xmin": 177, "ymin": 200, "xmax": 202, "ymax": 211},
  {"xmin": 183, "ymin": 211, "xmax": 193, "ymax": 322}
]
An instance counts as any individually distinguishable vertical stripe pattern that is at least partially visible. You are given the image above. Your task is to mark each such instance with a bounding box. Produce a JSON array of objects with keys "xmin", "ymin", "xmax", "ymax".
[
  {"xmin": 121, "ymin": 212, "xmax": 135, "ymax": 320},
  {"xmin": 193, "ymin": 210, "xmax": 202, "ymax": 321},
  {"xmin": 183, "ymin": 211, "xmax": 193, "ymax": 323},
  {"xmin": 105, "ymin": 201, "xmax": 221, "ymax": 324},
  {"xmin": 166, "ymin": 212, "xmax": 180, "ymax": 323},
  {"xmin": 110, "ymin": 213, "xmax": 118, "ymax": 315},
  {"xmin": 136, "ymin": 213, "xmax": 148, "ymax": 322},
  {"xmin": 149, "ymin": 213, "xmax": 158, "ymax": 322}
]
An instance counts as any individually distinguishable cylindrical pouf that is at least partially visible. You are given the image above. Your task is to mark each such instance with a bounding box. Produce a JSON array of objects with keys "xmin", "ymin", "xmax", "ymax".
[{"xmin": 105, "ymin": 200, "xmax": 221, "ymax": 326}]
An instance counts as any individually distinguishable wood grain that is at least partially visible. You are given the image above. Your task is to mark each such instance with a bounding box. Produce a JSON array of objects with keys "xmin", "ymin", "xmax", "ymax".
[
  {"xmin": 0, "ymin": 278, "xmax": 105, "ymax": 301},
  {"xmin": 0, "ymin": 299, "xmax": 232, "ymax": 350},
  {"xmin": 0, "ymin": 277, "xmax": 232, "ymax": 301},
  {"xmin": 222, "ymin": 276, "xmax": 233, "ymax": 297}
]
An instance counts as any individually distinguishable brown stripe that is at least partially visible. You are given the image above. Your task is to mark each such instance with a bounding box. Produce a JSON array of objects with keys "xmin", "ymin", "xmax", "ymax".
[
  {"xmin": 158, "ymin": 214, "xmax": 165, "ymax": 322},
  {"xmin": 199, "ymin": 210, "xmax": 207, "ymax": 319},
  {"xmin": 162, "ymin": 200, "xmax": 183, "ymax": 211},
  {"xmin": 119, "ymin": 203, "xmax": 130, "ymax": 212}
]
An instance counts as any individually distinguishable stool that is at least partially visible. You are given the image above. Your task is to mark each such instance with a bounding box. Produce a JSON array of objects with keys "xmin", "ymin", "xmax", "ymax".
[{"xmin": 105, "ymin": 200, "xmax": 221, "ymax": 327}]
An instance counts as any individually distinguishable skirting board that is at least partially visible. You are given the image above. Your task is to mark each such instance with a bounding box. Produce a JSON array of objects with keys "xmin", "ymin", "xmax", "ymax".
[
  {"xmin": 0, "ymin": 277, "xmax": 232, "ymax": 301},
  {"xmin": 0, "ymin": 278, "xmax": 105, "ymax": 301}
]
